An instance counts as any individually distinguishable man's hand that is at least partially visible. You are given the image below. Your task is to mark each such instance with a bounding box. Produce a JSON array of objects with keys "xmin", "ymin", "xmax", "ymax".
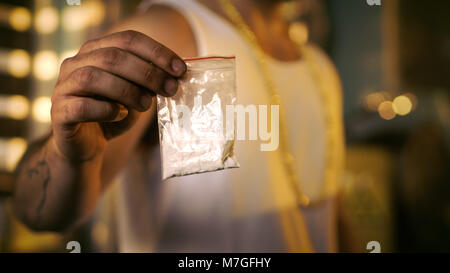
[
  {"xmin": 13, "ymin": 5, "xmax": 197, "ymax": 232},
  {"xmin": 51, "ymin": 30, "xmax": 186, "ymax": 162}
]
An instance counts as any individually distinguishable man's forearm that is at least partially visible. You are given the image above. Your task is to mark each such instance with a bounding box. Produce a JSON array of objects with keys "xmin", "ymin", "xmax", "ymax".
[{"xmin": 13, "ymin": 135, "xmax": 103, "ymax": 232}]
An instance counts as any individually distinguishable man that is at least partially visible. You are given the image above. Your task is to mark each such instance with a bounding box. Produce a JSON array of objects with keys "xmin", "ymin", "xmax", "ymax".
[{"xmin": 13, "ymin": 0, "xmax": 345, "ymax": 252}]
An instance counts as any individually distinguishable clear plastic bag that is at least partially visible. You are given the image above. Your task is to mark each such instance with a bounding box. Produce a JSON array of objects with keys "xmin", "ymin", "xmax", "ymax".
[{"xmin": 157, "ymin": 56, "xmax": 239, "ymax": 180}]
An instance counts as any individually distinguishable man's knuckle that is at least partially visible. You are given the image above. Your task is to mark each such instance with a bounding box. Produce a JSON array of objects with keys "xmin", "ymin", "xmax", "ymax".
[
  {"xmin": 50, "ymin": 94, "xmax": 59, "ymax": 106},
  {"xmin": 50, "ymin": 101, "xmax": 57, "ymax": 119},
  {"xmin": 69, "ymin": 100, "xmax": 88, "ymax": 120},
  {"xmin": 80, "ymin": 39, "xmax": 95, "ymax": 52},
  {"xmin": 120, "ymin": 30, "xmax": 139, "ymax": 48},
  {"xmin": 118, "ymin": 82, "xmax": 133, "ymax": 102},
  {"xmin": 75, "ymin": 67, "xmax": 97, "ymax": 88},
  {"xmin": 144, "ymin": 65, "xmax": 156, "ymax": 82},
  {"xmin": 151, "ymin": 44, "xmax": 164, "ymax": 58},
  {"xmin": 61, "ymin": 56, "xmax": 74, "ymax": 68},
  {"xmin": 98, "ymin": 48, "xmax": 124, "ymax": 67}
]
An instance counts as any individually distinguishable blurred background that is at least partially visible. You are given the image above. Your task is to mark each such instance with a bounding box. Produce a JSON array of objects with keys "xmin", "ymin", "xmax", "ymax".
[{"xmin": 0, "ymin": 0, "xmax": 448, "ymax": 252}]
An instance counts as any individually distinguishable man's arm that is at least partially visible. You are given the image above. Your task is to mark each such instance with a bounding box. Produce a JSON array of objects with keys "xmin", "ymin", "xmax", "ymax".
[
  {"xmin": 13, "ymin": 133, "xmax": 103, "ymax": 231},
  {"xmin": 12, "ymin": 6, "xmax": 197, "ymax": 232}
]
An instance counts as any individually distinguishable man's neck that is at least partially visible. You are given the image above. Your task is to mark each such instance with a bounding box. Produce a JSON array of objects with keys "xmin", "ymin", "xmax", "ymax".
[{"xmin": 197, "ymin": 0, "xmax": 301, "ymax": 62}]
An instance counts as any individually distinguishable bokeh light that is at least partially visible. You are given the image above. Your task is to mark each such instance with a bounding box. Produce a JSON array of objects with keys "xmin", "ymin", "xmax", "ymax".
[
  {"xmin": 392, "ymin": 95, "xmax": 413, "ymax": 116},
  {"xmin": 0, "ymin": 137, "xmax": 27, "ymax": 172},
  {"xmin": 85, "ymin": 0, "xmax": 106, "ymax": 26},
  {"xmin": 62, "ymin": 0, "xmax": 105, "ymax": 32},
  {"xmin": 7, "ymin": 49, "xmax": 31, "ymax": 78},
  {"xmin": 378, "ymin": 101, "xmax": 396, "ymax": 120},
  {"xmin": 34, "ymin": 6, "xmax": 59, "ymax": 34},
  {"xmin": 404, "ymin": 92, "xmax": 419, "ymax": 111},
  {"xmin": 0, "ymin": 95, "xmax": 30, "ymax": 120},
  {"xmin": 365, "ymin": 92, "xmax": 385, "ymax": 112},
  {"xmin": 62, "ymin": 5, "xmax": 88, "ymax": 32},
  {"xmin": 33, "ymin": 51, "xmax": 59, "ymax": 81},
  {"xmin": 32, "ymin": 96, "xmax": 52, "ymax": 123},
  {"xmin": 9, "ymin": 7, "xmax": 31, "ymax": 32}
]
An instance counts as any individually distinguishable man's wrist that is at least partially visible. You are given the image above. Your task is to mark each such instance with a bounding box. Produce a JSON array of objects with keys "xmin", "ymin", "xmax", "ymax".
[{"xmin": 47, "ymin": 136, "xmax": 102, "ymax": 168}]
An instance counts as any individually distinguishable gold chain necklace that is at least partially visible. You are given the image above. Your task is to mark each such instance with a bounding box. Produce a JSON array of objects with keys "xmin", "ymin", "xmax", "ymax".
[{"xmin": 219, "ymin": 0, "xmax": 336, "ymax": 207}]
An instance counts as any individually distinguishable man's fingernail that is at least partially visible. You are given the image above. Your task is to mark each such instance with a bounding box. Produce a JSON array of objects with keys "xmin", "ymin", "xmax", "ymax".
[
  {"xmin": 164, "ymin": 78, "xmax": 178, "ymax": 96},
  {"xmin": 171, "ymin": 58, "xmax": 186, "ymax": 75},
  {"xmin": 141, "ymin": 95, "xmax": 152, "ymax": 110},
  {"xmin": 113, "ymin": 104, "xmax": 128, "ymax": 122}
]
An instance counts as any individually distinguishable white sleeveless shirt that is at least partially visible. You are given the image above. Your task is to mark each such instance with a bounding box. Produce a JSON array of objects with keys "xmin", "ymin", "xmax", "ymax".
[{"xmin": 98, "ymin": 0, "xmax": 345, "ymax": 253}]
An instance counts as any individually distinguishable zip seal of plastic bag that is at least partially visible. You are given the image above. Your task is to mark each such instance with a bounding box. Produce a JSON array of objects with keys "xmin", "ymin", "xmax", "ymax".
[{"xmin": 156, "ymin": 56, "xmax": 240, "ymax": 180}]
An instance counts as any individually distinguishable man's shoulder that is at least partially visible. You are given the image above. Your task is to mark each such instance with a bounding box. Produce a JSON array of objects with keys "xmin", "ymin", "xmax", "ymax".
[{"xmin": 109, "ymin": 4, "xmax": 197, "ymax": 57}]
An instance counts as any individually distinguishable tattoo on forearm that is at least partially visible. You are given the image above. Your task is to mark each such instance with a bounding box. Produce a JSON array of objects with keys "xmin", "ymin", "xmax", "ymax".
[{"xmin": 27, "ymin": 148, "xmax": 51, "ymax": 223}]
